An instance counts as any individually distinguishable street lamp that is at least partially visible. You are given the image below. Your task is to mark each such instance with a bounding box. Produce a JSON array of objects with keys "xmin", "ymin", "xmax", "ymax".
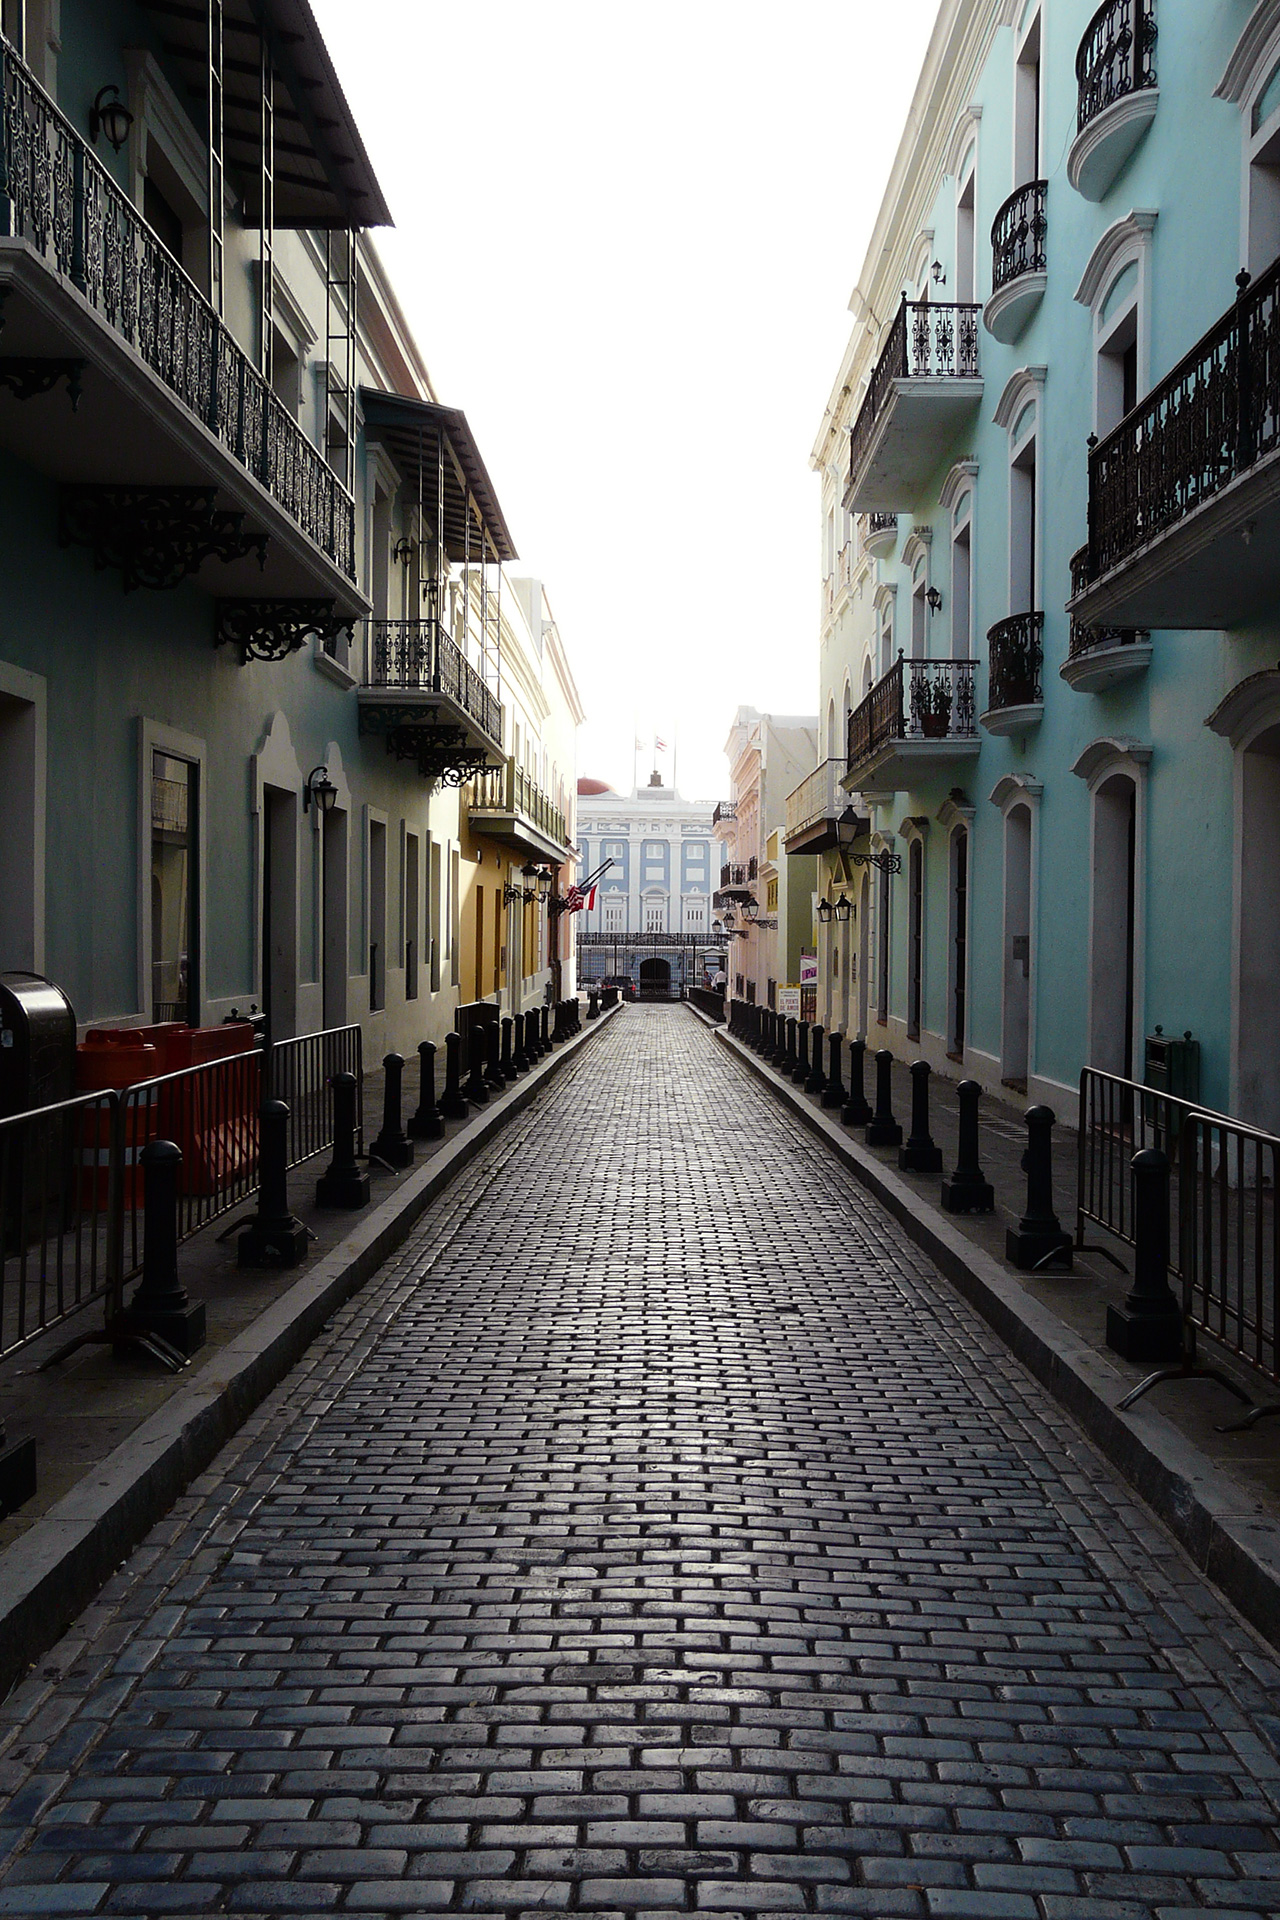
[
  {"xmin": 816, "ymin": 898, "xmax": 834, "ymax": 925},
  {"xmin": 537, "ymin": 866, "xmax": 554, "ymax": 903},
  {"xmin": 723, "ymin": 906, "xmax": 737, "ymax": 932},
  {"xmin": 302, "ymin": 765, "xmax": 339, "ymax": 815},
  {"xmin": 835, "ymin": 893, "xmax": 853, "ymax": 924},
  {"xmin": 742, "ymin": 898, "xmax": 759, "ymax": 923}
]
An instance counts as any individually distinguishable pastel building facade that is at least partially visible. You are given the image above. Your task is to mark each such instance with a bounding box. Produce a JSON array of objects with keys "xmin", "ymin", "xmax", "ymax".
[
  {"xmin": 0, "ymin": 0, "xmax": 580, "ymax": 1061},
  {"xmin": 802, "ymin": 0, "xmax": 1280, "ymax": 1129}
]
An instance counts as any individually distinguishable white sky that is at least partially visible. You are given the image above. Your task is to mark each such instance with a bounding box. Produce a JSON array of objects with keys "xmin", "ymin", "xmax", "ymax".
[{"xmin": 312, "ymin": 0, "xmax": 940, "ymax": 802}]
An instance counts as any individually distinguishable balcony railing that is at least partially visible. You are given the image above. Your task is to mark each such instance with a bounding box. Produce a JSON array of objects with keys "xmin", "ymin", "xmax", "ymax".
[
  {"xmin": 785, "ymin": 757, "xmax": 845, "ymax": 839},
  {"xmin": 1085, "ymin": 261, "xmax": 1280, "ymax": 583},
  {"xmin": 868, "ymin": 511, "xmax": 897, "ymax": 538},
  {"xmin": 986, "ymin": 612, "xmax": 1044, "ymax": 710},
  {"xmin": 991, "ymin": 181, "xmax": 1048, "ymax": 293},
  {"xmin": 0, "ymin": 36, "xmax": 355, "ymax": 575},
  {"xmin": 712, "ymin": 801, "xmax": 737, "ymax": 826},
  {"xmin": 847, "ymin": 657, "xmax": 978, "ymax": 775},
  {"xmin": 1077, "ymin": 0, "xmax": 1156, "ymax": 134},
  {"xmin": 719, "ymin": 863, "xmax": 752, "ymax": 889},
  {"xmin": 1068, "ymin": 545, "xmax": 1148, "ymax": 657},
  {"xmin": 367, "ymin": 619, "xmax": 502, "ymax": 743},
  {"xmin": 470, "ymin": 757, "xmax": 569, "ymax": 852},
  {"xmin": 849, "ymin": 299, "xmax": 981, "ymax": 493}
]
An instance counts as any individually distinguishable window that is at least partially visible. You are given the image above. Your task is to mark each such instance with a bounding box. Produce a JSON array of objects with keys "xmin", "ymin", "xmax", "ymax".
[
  {"xmin": 912, "ymin": 561, "xmax": 928, "ymax": 656},
  {"xmin": 151, "ymin": 751, "xmax": 197, "ymax": 1023},
  {"xmin": 405, "ymin": 831, "xmax": 420, "ymax": 1000},
  {"xmin": 368, "ymin": 818, "xmax": 386, "ymax": 1012},
  {"xmin": 1096, "ymin": 264, "xmax": 1139, "ymax": 436},
  {"xmin": 1250, "ymin": 56, "xmax": 1280, "ymax": 274},
  {"xmin": 604, "ymin": 900, "xmax": 624, "ymax": 933},
  {"xmin": 951, "ymin": 491, "xmax": 973, "ymax": 659},
  {"xmin": 956, "ymin": 146, "xmax": 977, "ymax": 305},
  {"xmin": 645, "ymin": 901, "xmax": 666, "ymax": 933}
]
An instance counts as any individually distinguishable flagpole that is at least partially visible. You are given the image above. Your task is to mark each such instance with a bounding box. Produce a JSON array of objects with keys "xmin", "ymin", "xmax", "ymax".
[{"xmin": 672, "ymin": 725, "xmax": 678, "ymax": 798}]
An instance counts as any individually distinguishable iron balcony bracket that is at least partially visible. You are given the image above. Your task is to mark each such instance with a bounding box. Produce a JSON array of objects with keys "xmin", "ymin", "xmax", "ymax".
[
  {"xmin": 216, "ymin": 598, "xmax": 353, "ymax": 664},
  {"xmin": 58, "ymin": 485, "xmax": 268, "ymax": 591}
]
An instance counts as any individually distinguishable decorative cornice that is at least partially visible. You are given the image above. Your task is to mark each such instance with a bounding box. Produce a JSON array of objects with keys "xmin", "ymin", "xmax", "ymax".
[
  {"xmin": 943, "ymin": 104, "xmax": 983, "ymax": 181},
  {"xmin": 1070, "ymin": 735, "xmax": 1153, "ymax": 785},
  {"xmin": 1205, "ymin": 668, "xmax": 1280, "ymax": 747},
  {"xmin": 993, "ymin": 365, "xmax": 1048, "ymax": 432},
  {"xmin": 937, "ymin": 788, "xmax": 976, "ymax": 829},
  {"xmin": 989, "ymin": 771, "xmax": 1043, "ymax": 809},
  {"xmin": 1216, "ymin": 0, "xmax": 1280, "ymax": 104},
  {"xmin": 938, "ymin": 460, "xmax": 979, "ymax": 515},
  {"xmin": 1073, "ymin": 210, "xmax": 1159, "ymax": 311}
]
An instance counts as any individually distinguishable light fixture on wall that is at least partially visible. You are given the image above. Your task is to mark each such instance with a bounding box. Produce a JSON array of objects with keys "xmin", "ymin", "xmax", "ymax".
[
  {"xmin": 536, "ymin": 866, "xmax": 554, "ymax": 902},
  {"xmin": 90, "ymin": 86, "xmax": 134, "ymax": 154},
  {"xmin": 925, "ymin": 586, "xmax": 943, "ymax": 612},
  {"xmin": 816, "ymin": 898, "xmax": 834, "ymax": 925},
  {"xmin": 835, "ymin": 894, "xmax": 853, "ymax": 924},
  {"xmin": 392, "ymin": 537, "xmax": 416, "ymax": 565},
  {"xmin": 742, "ymin": 898, "xmax": 759, "ymax": 923},
  {"xmin": 931, "ymin": 260, "xmax": 946, "ymax": 286},
  {"xmin": 302, "ymin": 764, "xmax": 338, "ymax": 814}
]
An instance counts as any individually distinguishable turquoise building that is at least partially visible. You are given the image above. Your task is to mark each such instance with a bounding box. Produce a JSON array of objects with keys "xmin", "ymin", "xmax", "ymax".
[{"xmin": 804, "ymin": 0, "xmax": 1280, "ymax": 1132}]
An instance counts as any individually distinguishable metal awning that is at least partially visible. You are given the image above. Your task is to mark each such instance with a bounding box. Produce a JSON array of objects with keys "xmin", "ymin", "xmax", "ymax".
[
  {"xmin": 360, "ymin": 391, "xmax": 518, "ymax": 563},
  {"xmin": 137, "ymin": 0, "xmax": 393, "ymax": 228}
]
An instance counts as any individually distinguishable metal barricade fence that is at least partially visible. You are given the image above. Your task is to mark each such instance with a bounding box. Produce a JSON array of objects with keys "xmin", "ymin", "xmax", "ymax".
[
  {"xmin": 1179, "ymin": 1111, "xmax": 1280, "ymax": 1394},
  {"xmin": 269, "ymin": 1024, "xmax": 363, "ymax": 1168},
  {"xmin": 0, "ymin": 1089, "xmax": 121, "ymax": 1361},
  {"xmin": 119, "ymin": 1049, "xmax": 265, "ymax": 1279},
  {"xmin": 1076, "ymin": 1066, "xmax": 1220, "ymax": 1270}
]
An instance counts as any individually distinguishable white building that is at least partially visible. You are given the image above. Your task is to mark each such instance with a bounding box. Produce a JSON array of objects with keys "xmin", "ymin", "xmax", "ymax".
[{"xmin": 575, "ymin": 774, "xmax": 726, "ymax": 938}]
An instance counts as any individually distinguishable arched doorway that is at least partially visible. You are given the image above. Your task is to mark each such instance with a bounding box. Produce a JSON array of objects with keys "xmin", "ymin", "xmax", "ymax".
[
  {"xmin": 638, "ymin": 956, "xmax": 672, "ymax": 1000},
  {"xmin": 1238, "ymin": 722, "xmax": 1280, "ymax": 1129}
]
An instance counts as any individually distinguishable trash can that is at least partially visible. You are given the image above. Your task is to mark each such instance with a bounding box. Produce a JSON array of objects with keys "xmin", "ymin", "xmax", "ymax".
[{"xmin": 0, "ymin": 972, "xmax": 77, "ymax": 1118}]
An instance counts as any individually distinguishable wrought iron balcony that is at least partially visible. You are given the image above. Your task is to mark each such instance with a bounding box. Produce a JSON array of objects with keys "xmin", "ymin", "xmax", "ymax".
[
  {"xmin": 784, "ymin": 758, "xmax": 857, "ymax": 854},
  {"xmin": 712, "ymin": 800, "xmax": 737, "ymax": 827},
  {"xmin": 1070, "ymin": 262, "xmax": 1280, "ymax": 630},
  {"xmin": 863, "ymin": 511, "xmax": 898, "ymax": 559},
  {"xmin": 1070, "ymin": 0, "xmax": 1158, "ymax": 201},
  {"xmin": 985, "ymin": 182, "xmax": 1047, "ymax": 343},
  {"xmin": 981, "ymin": 612, "xmax": 1044, "ymax": 735},
  {"xmin": 844, "ymin": 656, "xmax": 979, "ymax": 795},
  {"xmin": 1062, "ymin": 546, "xmax": 1152, "ymax": 691},
  {"xmin": 358, "ymin": 619, "xmax": 504, "ymax": 783},
  {"xmin": 719, "ymin": 862, "xmax": 753, "ymax": 894},
  {"xmin": 469, "ymin": 757, "xmax": 570, "ymax": 862},
  {"xmin": 0, "ymin": 36, "xmax": 358, "ymax": 603},
  {"xmin": 844, "ymin": 297, "xmax": 982, "ymax": 514}
]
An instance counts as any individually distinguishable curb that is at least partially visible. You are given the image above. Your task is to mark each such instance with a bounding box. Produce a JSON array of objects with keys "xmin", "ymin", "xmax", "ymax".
[
  {"xmin": 714, "ymin": 1021, "xmax": 1280, "ymax": 1656},
  {"xmin": 0, "ymin": 1006, "xmax": 620, "ymax": 1700}
]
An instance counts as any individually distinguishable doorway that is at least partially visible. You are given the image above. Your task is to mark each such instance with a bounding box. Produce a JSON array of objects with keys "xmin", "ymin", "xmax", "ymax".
[
  {"xmin": 907, "ymin": 839, "xmax": 923, "ymax": 1041},
  {"xmin": 639, "ymin": 957, "xmax": 672, "ymax": 1000},
  {"xmin": 949, "ymin": 826, "xmax": 969, "ymax": 1058},
  {"xmin": 1001, "ymin": 803, "xmax": 1032, "ymax": 1089},
  {"xmin": 1238, "ymin": 724, "xmax": 1280, "ymax": 1129},
  {"xmin": 262, "ymin": 785, "xmax": 298, "ymax": 1042},
  {"xmin": 0, "ymin": 687, "xmax": 40, "ymax": 973},
  {"xmin": 322, "ymin": 807, "xmax": 348, "ymax": 1028},
  {"xmin": 1089, "ymin": 774, "xmax": 1137, "ymax": 1078}
]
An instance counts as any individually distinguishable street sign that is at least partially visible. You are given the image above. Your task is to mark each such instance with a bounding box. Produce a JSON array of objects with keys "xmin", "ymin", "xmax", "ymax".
[{"xmin": 777, "ymin": 986, "xmax": 801, "ymax": 1017}]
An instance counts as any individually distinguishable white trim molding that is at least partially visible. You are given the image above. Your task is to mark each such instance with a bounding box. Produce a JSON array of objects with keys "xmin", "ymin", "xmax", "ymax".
[
  {"xmin": 1205, "ymin": 666, "xmax": 1280, "ymax": 747},
  {"xmin": 1068, "ymin": 94, "xmax": 1159, "ymax": 202},
  {"xmin": 989, "ymin": 771, "xmax": 1044, "ymax": 809},
  {"xmin": 993, "ymin": 365, "xmax": 1048, "ymax": 432},
  {"xmin": 1074, "ymin": 210, "xmax": 1159, "ymax": 311},
  {"xmin": 1217, "ymin": 1, "xmax": 1280, "ymax": 104},
  {"xmin": 939, "ymin": 459, "xmax": 979, "ymax": 515},
  {"xmin": 937, "ymin": 789, "xmax": 976, "ymax": 829},
  {"xmin": 1070, "ymin": 734, "xmax": 1152, "ymax": 784},
  {"xmin": 943, "ymin": 104, "xmax": 984, "ymax": 182}
]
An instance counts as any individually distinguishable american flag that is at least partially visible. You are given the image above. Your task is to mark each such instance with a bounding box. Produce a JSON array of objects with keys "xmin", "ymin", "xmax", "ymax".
[{"xmin": 565, "ymin": 883, "xmax": 597, "ymax": 914}]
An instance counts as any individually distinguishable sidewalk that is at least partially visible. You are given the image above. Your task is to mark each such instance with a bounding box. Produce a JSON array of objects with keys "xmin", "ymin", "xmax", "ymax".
[
  {"xmin": 0, "ymin": 1000, "xmax": 616, "ymax": 1695},
  {"xmin": 713, "ymin": 1017, "xmax": 1280, "ymax": 1649}
]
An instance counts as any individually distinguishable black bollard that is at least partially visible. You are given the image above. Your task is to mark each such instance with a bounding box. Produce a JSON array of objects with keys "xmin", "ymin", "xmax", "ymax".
[
  {"xmin": 318, "ymin": 1071, "xmax": 373, "ymax": 1205},
  {"xmin": 439, "ymin": 1031, "xmax": 470, "ymax": 1119},
  {"xmin": 940, "ymin": 1080, "xmax": 994, "ymax": 1213},
  {"xmin": 466, "ymin": 1026, "xmax": 491, "ymax": 1104},
  {"xmin": 541, "ymin": 1007, "xmax": 551, "ymax": 1052},
  {"xmin": 805, "ymin": 1024, "xmax": 827, "ymax": 1097},
  {"xmin": 124, "ymin": 1140, "xmax": 207, "ymax": 1354},
  {"xmin": 865, "ymin": 1049, "xmax": 903, "ymax": 1147},
  {"xmin": 588, "ymin": 989, "xmax": 599, "ymax": 1020},
  {"xmin": 408, "ymin": 1042, "xmax": 445, "ymax": 1139},
  {"xmin": 513, "ymin": 1013, "xmax": 531, "ymax": 1073},
  {"xmin": 899, "ymin": 1060, "xmax": 943, "ymax": 1172},
  {"xmin": 784, "ymin": 1016, "xmax": 797, "ymax": 1075},
  {"xmin": 792, "ymin": 1019, "xmax": 810, "ymax": 1084},
  {"xmin": 822, "ymin": 1031, "xmax": 846, "ymax": 1110},
  {"xmin": 1006, "ymin": 1105, "xmax": 1073, "ymax": 1270},
  {"xmin": 842, "ymin": 1036, "xmax": 873, "ymax": 1128},
  {"xmin": 769, "ymin": 1012, "xmax": 784, "ymax": 1065},
  {"xmin": 239, "ymin": 1101, "xmax": 310, "ymax": 1268},
  {"xmin": 1106, "ymin": 1149, "xmax": 1183, "ymax": 1361},
  {"xmin": 500, "ymin": 1018, "xmax": 515, "ymax": 1083},
  {"xmin": 370, "ymin": 1052, "xmax": 415, "ymax": 1168},
  {"xmin": 485, "ymin": 1017, "xmax": 505, "ymax": 1091}
]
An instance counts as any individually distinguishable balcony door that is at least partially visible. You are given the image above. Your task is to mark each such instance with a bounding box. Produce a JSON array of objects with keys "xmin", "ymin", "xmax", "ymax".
[
  {"xmin": 1089, "ymin": 775, "xmax": 1137, "ymax": 1080},
  {"xmin": 907, "ymin": 839, "xmax": 924, "ymax": 1041},
  {"xmin": 949, "ymin": 826, "xmax": 969, "ymax": 1058},
  {"xmin": 322, "ymin": 805, "xmax": 348, "ymax": 1028},
  {"xmin": 261, "ymin": 785, "xmax": 298, "ymax": 1043}
]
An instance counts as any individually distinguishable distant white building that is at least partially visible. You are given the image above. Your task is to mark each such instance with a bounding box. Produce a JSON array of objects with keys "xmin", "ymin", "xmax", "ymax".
[{"xmin": 574, "ymin": 772, "xmax": 728, "ymax": 993}]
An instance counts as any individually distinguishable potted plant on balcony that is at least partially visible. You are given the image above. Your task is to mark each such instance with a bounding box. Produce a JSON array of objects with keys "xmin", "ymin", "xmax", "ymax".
[{"xmin": 915, "ymin": 677, "xmax": 953, "ymax": 738}]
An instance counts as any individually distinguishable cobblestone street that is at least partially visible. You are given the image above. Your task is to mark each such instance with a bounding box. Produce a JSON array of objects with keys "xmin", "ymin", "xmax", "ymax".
[{"xmin": 3, "ymin": 1007, "xmax": 1280, "ymax": 1920}]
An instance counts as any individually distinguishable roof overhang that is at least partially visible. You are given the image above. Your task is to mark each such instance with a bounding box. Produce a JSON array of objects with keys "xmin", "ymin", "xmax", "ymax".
[
  {"xmin": 360, "ymin": 390, "xmax": 518, "ymax": 563},
  {"xmin": 138, "ymin": 0, "xmax": 393, "ymax": 229}
]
